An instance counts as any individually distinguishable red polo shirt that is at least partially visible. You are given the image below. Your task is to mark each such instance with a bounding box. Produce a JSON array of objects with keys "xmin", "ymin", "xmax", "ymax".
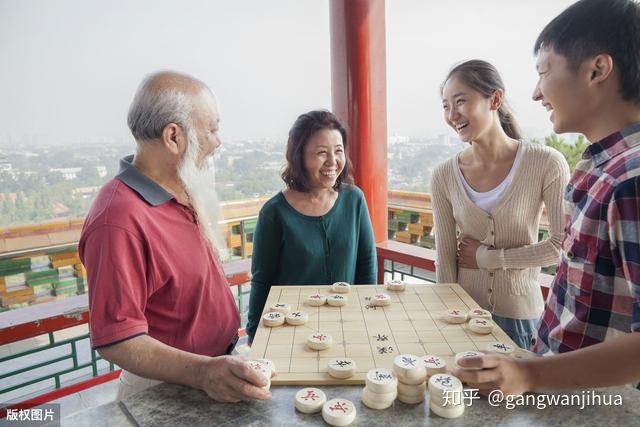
[{"xmin": 79, "ymin": 156, "xmax": 240, "ymax": 356}]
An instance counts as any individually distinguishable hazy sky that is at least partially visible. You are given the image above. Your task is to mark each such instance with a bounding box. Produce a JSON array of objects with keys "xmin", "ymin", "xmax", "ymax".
[{"xmin": 0, "ymin": 0, "xmax": 576, "ymax": 146}]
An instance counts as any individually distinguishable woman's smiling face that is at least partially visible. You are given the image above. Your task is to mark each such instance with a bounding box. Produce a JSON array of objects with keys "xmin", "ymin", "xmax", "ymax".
[{"xmin": 303, "ymin": 128, "xmax": 345, "ymax": 191}]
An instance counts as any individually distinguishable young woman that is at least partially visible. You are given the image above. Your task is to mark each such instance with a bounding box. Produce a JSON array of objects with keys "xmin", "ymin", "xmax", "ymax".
[
  {"xmin": 246, "ymin": 110, "xmax": 377, "ymax": 342},
  {"xmin": 431, "ymin": 60, "xmax": 570, "ymax": 348}
]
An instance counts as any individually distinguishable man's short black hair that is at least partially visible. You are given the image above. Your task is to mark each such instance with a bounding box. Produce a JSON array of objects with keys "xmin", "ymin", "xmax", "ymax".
[{"xmin": 534, "ymin": 0, "xmax": 640, "ymax": 105}]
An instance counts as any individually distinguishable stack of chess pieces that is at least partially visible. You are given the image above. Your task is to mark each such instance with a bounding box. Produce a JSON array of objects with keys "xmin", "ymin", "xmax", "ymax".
[
  {"xmin": 428, "ymin": 372, "xmax": 466, "ymax": 418},
  {"xmin": 361, "ymin": 368, "xmax": 397, "ymax": 409},
  {"xmin": 392, "ymin": 354, "xmax": 427, "ymax": 405}
]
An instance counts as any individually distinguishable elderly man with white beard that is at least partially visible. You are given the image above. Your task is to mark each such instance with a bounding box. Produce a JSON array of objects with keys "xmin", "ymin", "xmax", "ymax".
[{"xmin": 79, "ymin": 71, "xmax": 271, "ymax": 402}]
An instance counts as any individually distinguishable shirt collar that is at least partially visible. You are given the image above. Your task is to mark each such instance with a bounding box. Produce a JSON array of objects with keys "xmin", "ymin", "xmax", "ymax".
[
  {"xmin": 584, "ymin": 123, "xmax": 640, "ymax": 167},
  {"xmin": 115, "ymin": 155, "xmax": 173, "ymax": 206}
]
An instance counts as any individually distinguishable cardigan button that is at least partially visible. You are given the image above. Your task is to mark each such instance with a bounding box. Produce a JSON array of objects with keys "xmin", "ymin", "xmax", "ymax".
[{"xmin": 567, "ymin": 251, "xmax": 575, "ymax": 259}]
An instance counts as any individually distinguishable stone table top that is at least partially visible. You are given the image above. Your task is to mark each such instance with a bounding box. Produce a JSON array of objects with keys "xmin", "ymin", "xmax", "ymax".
[{"xmin": 59, "ymin": 382, "xmax": 640, "ymax": 426}]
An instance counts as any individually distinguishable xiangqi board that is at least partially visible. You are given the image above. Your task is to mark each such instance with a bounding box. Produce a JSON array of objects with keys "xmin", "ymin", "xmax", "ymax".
[{"xmin": 249, "ymin": 283, "xmax": 527, "ymax": 385}]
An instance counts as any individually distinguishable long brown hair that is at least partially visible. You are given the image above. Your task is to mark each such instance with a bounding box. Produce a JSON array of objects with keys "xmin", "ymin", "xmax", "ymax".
[{"xmin": 442, "ymin": 60, "xmax": 522, "ymax": 140}]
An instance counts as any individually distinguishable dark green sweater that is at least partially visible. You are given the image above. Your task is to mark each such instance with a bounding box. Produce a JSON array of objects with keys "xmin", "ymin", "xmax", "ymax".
[{"xmin": 246, "ymin": 185, "xmax": 377, "ymax": 340}]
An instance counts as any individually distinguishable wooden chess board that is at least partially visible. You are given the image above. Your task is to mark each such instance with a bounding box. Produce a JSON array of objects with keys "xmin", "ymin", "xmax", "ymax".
[{"xmin": 249, "ymin": 283, "xmax": 526, "ymax": 385}]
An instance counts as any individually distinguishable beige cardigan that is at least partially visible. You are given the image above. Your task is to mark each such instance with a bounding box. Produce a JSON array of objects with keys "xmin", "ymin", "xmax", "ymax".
[{"xmin": 431, "ymin": 142, "xmax": 570, "ymax": 319}]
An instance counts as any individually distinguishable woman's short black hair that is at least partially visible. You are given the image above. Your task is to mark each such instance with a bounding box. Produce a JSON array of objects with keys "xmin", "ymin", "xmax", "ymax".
[{"xmin": 281, "ymin": 110, "xmax": 354, "ymax": 192}]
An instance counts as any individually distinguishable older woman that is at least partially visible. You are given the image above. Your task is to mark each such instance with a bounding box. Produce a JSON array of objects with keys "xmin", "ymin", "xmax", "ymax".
[{"xmin": 246, "ymin": 110, "xmax": 377, "ymax": 342}]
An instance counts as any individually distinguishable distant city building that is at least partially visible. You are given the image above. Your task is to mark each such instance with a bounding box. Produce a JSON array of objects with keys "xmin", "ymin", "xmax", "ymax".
[
  {"xmin": 52, "ymin": 202, "xmax": 72, "ymax": 217},
  {"xmin": 389, "ymin": 135, "xmax": 409, "ymax": 145},
  {"xmin": 72, "ymin": 186, "xmax": 101, "ymax": 199},
  {"xmin": 0, "ymin": 162, "xmax": 16, "ymax": 179},
  {"xmin": 49, "ymin": 167, "xmax": 82, "ymax": 180},
  {"xmin": 0, "ymin": 192, "xmax": 20, "ymax": 202}
]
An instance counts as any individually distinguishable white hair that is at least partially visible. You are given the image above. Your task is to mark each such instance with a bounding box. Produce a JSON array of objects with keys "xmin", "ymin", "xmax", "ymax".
[{"xmin": 127, "ymin": 71, "xmax": 207, "ymax": 141}]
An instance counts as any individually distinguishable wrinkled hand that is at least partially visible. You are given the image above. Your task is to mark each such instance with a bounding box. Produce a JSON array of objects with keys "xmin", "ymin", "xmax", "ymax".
[
  {"xmin": 452, "ymin": 354, "xmax": 534, "ymax": 396},
  {"xmin": 457, "ymin": 235, "xmax": 481, "ymax": 269},
  {"xmin": 197, "ymin": 355, "xmax": 272, "ymax": 402}
]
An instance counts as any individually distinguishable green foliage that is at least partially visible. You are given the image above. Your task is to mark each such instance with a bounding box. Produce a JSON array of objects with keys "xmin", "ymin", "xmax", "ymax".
[
  {"xmin": 0, "ymin": 144, "xmax": 130, "ymax": 227},
  {"xmin": 535, "ymin": 134, "xmax": 588, "ymax": 172},
  {"xmin": 76, "ymin": 166, "xmax": 102, "ymax": 185}
]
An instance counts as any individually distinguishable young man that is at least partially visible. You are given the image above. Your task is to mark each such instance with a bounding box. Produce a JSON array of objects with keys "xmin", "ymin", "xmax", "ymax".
[{"xmin": 454, "ymin": 0, "xmax": 640, "ymax": 394}]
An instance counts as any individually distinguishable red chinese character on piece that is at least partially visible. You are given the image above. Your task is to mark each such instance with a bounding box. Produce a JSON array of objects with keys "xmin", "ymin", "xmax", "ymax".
[
  {"xmin": 303, "ymin": 390, "xmax": 318, "ymax": 401},
  {"xmin": 477, "ymin": 320, "xmax": 487, "ymax": 325},
  {"xmin": 330, "ymin": 402, "xmax": 348, "ymax": 413},
  {"xmin": 314, "ymin": 334, "xmax": 326, "ymax": 341}
]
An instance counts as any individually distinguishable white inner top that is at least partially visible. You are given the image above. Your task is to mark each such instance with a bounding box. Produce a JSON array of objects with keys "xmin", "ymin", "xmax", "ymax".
[{"xmin": 457, "ymin": 143, "xmax": 523, "ymax": 214}]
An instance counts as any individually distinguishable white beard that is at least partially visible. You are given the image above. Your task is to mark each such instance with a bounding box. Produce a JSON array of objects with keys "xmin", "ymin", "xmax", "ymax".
[{"xmin": 177, "ymin": 130, "xmax": 226, "ymax": 258}]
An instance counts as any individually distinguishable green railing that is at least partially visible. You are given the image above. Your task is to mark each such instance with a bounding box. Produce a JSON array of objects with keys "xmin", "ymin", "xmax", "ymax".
[
  {"xmin": 0, "ymin": 285, "xmax": 251, "ymax": 402},
  {"xmin": 0, "ymin": 330, "xmax": 115, "ymax": 399}
]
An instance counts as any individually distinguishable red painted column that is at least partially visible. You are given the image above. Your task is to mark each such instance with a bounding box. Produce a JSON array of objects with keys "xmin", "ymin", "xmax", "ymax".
[{"xmin": 330, "ymin": 0, "xmax": 388, "ymax": 243}]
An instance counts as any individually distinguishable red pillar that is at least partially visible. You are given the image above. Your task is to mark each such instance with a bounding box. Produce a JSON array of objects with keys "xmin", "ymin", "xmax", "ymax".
[{"xmin": 330, "ymin": 0, "xmax": 388, "ymax": 244}]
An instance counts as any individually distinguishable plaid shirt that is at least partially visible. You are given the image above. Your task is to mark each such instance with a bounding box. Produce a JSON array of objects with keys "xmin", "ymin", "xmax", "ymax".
[{"xmin": 533, "ymin": 124, "xmax": 640, "ymax": 354}]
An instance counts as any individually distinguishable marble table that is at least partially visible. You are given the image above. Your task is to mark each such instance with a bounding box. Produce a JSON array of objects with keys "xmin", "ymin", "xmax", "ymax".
[{"xmin": 59, "ymin": 382, "xmax": 640, "ymax": 426}]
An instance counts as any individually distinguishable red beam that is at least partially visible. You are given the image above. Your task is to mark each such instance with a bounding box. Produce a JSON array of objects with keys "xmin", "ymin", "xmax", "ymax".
[
  {"xmin": 0, "ymin": 310, "xmax": 90, "ymax": 346},
  {"xmin": 376, "ymin": 240, "xmax": 436, "ymax": 283},
  {"xmin": 225, "ymin": 258, "xmax": 251, "ymax": 286},
  {"xmin": 330, "ymin": 0, "xmax": 388, "ymax": 243}
]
